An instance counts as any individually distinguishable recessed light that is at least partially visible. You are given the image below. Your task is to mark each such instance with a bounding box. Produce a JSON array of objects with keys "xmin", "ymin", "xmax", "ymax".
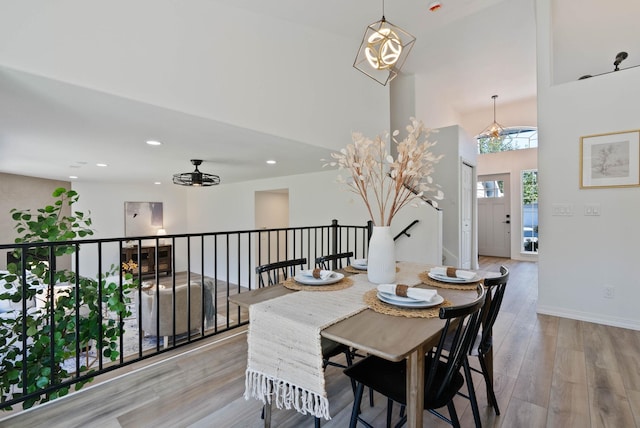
[
  {"xmin": 146, "ymin": 140, "xmax": 162, "ymax": 146},
  {"xmin": 266, "ymin": 160, "xmax": 277, "ymax": 165},
  {"xmin": 69, "ymin": 175, "xmax": 78, "ymax": 179},
  {"xmin": 428, "ymin": 1, "xmax": 442, "ymax": 12},
  {"xmin": 96, "ymin": 163, "xmax": 108, "ymax": 167},
  {"xmin": 154, "ymin": 181, "xmax": 162, "ymax": 185}
]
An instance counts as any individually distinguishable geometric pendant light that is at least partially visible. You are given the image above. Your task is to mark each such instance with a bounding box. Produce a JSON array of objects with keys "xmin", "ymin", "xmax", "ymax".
[
  {"xmin": 479, "ymin": 95, "xmax": 506, "ymax": 141},
  {"xmin": 353, "ymin": 1, "xmax": 416, "ymax": 86}
]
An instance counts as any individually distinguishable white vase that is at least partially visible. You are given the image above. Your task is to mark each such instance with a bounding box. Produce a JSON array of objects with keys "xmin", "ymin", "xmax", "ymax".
[{"xmin": 367, "ymin": 226, "xmax": 396, "ymax": 284}]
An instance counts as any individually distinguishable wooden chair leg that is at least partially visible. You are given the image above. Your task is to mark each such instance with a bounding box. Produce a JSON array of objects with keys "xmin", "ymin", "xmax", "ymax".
[
  {"xmin": 478, "ymin": 354, "xmax": 500, "ymax": 415},
  {"xmin": 260, "ymin": 380, "xmax": 273, "ymax": 427},
  {"xmin": 263, "ymin": 400, "xmax": 272, "ymax": 428}
]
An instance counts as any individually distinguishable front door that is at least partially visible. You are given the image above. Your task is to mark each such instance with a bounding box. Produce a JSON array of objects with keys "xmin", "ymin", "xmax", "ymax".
[{"xmin": 477, "ymin": 174, "xmax": 510, "ymax": 258}]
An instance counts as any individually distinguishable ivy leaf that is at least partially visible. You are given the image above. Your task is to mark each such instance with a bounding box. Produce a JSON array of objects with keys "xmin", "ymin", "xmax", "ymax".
[
  {"xmin": 35, "ymin": 376, "xmax": 49, "ymax": 389},
  {"xmin": 52, "ymin": 187, "xmax": 66, "ymax": 197},
  {"xmin": 7, "ymin": 369, "xmax": 20, "ymax": 381}
]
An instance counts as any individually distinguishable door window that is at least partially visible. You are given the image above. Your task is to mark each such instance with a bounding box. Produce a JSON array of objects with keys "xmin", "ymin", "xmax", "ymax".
[
  {"xmin": 521, "ymin": 170, "xmax": 538, "ymax": 253},
  {"xmin": 477, "ymin": 180, "xmax": 505, "ymax": 198}
]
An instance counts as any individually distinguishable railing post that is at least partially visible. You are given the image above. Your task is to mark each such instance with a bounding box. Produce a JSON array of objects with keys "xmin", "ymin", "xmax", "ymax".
[{"xmin": 331, "ymin": 219, "xmax": 338, "ymax": 270}]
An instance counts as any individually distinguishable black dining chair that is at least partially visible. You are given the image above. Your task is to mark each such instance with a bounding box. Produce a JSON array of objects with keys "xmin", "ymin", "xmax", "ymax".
[
  {"xmin": 255, "ymin": 258, "xmax": 307, "ymax": 287},
  {"xmin": 430, "ymin": 265, "xmax": 509, "ymax": 428},
  {"xmin": 343, "ymin": 284, "xmax": 486, "ymax": 428},
  {"xmin": 468, "ymin": 265, "xmax": 509, "ymax": 416},
  {"xmin": 254, "ymin": 257, "xmax": 354, "ymax": 428},
  {"xmin": 315, "ymin": 252, "xmax": 354, "ymax": 270}
]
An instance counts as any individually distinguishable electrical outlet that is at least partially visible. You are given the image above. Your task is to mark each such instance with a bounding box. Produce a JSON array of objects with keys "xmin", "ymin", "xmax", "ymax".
[{"xmin": 604, "ymin": 285, "xmax": 615, "ymax": 299}]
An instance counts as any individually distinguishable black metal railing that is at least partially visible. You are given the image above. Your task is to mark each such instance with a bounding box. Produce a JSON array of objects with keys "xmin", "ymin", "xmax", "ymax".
[
  {"xmin": 394, "ymin": 220, "xmax": 420, "ymax": 241},
  {"xmin": 0, "ymin": 220, "xmax": 370, "ymax": 411}
]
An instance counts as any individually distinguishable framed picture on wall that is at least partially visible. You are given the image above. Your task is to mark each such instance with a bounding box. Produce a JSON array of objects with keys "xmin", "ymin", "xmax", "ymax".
[
  {"xmin": 124, "ymin": 202, "xmax": 163, "ymax": 237},
  {"xmin": 580, "ymin": 130, "xmax": 640, "ymax": 189}
]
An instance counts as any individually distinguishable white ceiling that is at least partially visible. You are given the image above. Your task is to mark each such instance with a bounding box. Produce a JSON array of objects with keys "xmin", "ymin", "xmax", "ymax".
[{"xmin": 6, "ymin": 0, "xmax": 625, "ymax": 186}]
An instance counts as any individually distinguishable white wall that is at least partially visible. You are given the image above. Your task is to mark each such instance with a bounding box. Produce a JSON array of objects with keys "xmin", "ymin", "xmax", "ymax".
[
  {"xmin": 71, "ymin": 182, "xmax": 188, "ymax": 278},
  {"xmin": 477, "ymin": 148, "xmax": 538, "ymax": 262},
  {"xmin": 427, "ymin": 125, "xmax": 478, "ymax": 267},
  {"xmin": 53, "ymin": 169, "xmax": 442, "ymax": 284},
  {"xmin": 460, "ymin": 96, "xmax": 538, "ymax": 137},
  {"xmin": 537, "ymin": 0, "xmax": 640, "ymax": 330},
  {"xmin": 415, "ymin": 75, "xmax": 462, "ymax": 130},
  {"xmin": 0, "ymin": 173, "xmax": 71, "ymax": 270},
  {"xmin": 255, "ymin": 190, "xmax": 289, "ymax": 264},
  {"xmin": 0, "ymin": 0, "xmax": 388, "ymax": 152},
  {"xmin": 186, "ymin": 169, "xmax": 442, "ymax": 277}
]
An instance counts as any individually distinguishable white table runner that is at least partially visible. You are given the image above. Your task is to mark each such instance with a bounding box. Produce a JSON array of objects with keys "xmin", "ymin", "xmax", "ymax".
[{"xmin": 244, "ymin": 275, "xmax": 375, "ymax": 420}]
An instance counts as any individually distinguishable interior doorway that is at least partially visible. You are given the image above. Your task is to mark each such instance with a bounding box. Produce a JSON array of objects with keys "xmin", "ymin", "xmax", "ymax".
[
  {"xmin": 254, "ymin": 189, "xmax": 289, "ymax": 265},
  {"xmin": 477, "ymin": 174, "xmax": 510, "ymax": 258},
  {"xmin": 460, "ymin": 162, "xmax": 475, "ymax": 269}
]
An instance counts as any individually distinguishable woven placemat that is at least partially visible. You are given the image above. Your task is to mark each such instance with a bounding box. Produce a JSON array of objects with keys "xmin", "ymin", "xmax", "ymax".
[
  {"xmin": 418, "ymin": 271, "xmax": 483, "ymax": 290},
  {"xmin": 363, "ymin": 289, "xmax": 452, "ymax": 319},
  {"xmin": 343, "ymin": 266, "xmax": 400, "ymax": 274},
  {"xmin": 283, "ymin": 276, "xmax": 354, "ymax": 291},
  {"xmin": 344, "ymin": 266, "xmax": 367, "ymax": 274}
]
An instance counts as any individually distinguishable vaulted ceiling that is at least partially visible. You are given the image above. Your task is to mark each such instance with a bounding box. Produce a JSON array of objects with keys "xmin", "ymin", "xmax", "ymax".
[{"xmin": 0, "ymin": 0, "xmax": 631, "ymax": 185}]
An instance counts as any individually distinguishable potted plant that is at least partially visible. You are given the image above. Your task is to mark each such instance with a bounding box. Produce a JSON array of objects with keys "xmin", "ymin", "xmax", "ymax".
[
  {"xmin": 0, "ymin": 188, "xmax": 136, "ymax": 410},
  {"xmin": 326, "ymin": 117, "xmax": 444, "ymax": 283}
]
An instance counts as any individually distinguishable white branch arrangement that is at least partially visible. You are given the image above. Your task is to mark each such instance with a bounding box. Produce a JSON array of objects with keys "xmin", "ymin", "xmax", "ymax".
[{"xmin": 325, "ymin": 117, "xmax": 444, "ymax": 226}]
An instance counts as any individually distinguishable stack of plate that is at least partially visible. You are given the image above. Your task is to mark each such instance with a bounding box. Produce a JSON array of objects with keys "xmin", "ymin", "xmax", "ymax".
[
  {"xmin": 427, "ymin": 271, "xmax": 477, "ymax": 284},
  {"xmin": 376, "ymin": 291, "xmax": 444, "ymax": 308},
  {"xmin": 294, "ymin": 271, "xmax": 344, "ymax": 286},
  {"xmin": 351, "ymin": 259, "xmax": 368, "ymax": 270}
]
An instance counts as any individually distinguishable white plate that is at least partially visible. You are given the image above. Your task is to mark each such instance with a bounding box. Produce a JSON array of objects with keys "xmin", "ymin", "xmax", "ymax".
[
  {"xmin": 377, "ymin": 291, "xmax": 444, "ymax": 308},
  {"xmin": 428, "ymin": 272, "xmax": 478, "ymax": 284},
  {"xmin": 351, "ymin": 259, "xmax": 368, "ymax": 270},
  {"xmin": 378, "ymin": 291, "xmax": 427, "ymax": 304},
  {"xmin": 294, "ymin": 272, "xmax": 344, "ymax": 285}
]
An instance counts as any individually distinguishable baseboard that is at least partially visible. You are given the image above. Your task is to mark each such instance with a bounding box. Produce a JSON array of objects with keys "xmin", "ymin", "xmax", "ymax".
[{"xmin": 537, "ymin": 304, "xmax": 640, "ymax": 331}]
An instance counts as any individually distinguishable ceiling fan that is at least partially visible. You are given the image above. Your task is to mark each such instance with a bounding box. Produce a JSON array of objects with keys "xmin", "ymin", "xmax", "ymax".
[{"xmin": 172, "ymin": 159, "xmax": 220, "ymax": 187}]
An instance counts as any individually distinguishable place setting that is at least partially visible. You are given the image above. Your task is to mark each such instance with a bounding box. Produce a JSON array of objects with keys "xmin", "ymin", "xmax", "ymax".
[
  {"xmin": 363, "ymin": 283, "xmax": 451, "ymax": 318},
  {"xmin": 344, "ymin": 258, "xmax": 400, "ymax": 274},
  {"xmin": 283, "ymin": 268, "xmax": 353, "ymax": 291},
  {"xmin": 419, "ymin": 266, "xmax": 482, "ymax": 290},
  {"xmin": 344, "ymin": 258, "xmax": 368, "ymax": 273}
]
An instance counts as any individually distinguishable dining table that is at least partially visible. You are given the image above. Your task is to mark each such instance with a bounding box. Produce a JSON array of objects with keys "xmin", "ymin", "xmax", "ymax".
[{"xmin": 230, "ymin": 261, "xmax": 497, "ymax": 428}]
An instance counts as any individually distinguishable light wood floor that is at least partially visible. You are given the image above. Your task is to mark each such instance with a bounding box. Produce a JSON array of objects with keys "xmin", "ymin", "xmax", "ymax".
[{"xmin": 1, "ymin": 257, "xmax": 639, "ymax": 427}]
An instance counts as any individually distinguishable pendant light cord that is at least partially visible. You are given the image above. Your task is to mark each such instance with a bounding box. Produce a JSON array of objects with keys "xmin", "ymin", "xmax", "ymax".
[{"xmin": 492, "ymin": 95, "xmax": 498, "ymax": 121}]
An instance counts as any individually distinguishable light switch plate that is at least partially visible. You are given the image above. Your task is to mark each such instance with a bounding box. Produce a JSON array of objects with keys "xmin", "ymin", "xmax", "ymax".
[
  {"xmin": 552, "ymin": 203, "xmax": 574, "ymax": 216},
  {"xmin": 584, "ymin": 203, "xmax": 601, "ymax": 216}
]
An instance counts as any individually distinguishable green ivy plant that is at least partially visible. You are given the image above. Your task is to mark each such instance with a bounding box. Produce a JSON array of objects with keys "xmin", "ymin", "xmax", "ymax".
[{"xmin": 0, "ymin": 188, "xmax": 136, "ymax": 410}]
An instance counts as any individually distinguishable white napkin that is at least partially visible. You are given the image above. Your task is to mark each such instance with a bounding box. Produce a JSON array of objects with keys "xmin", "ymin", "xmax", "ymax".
[
  {"xmin": 301, "ymin": 269, "xmax": 335, "ymax": 280},
  {"xmin": 377, "ymin": 284, "xmax": 438, "ymax": 302},
  {"xmin": 430, "ymin": 266, "xmax": 476, "ymax": 280}
]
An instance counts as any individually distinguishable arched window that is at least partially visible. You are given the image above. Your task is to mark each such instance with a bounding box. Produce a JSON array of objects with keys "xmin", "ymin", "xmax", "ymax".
[{"xmin": 477, "ymin": 126, "xmax": 538, "ymax": 154}]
